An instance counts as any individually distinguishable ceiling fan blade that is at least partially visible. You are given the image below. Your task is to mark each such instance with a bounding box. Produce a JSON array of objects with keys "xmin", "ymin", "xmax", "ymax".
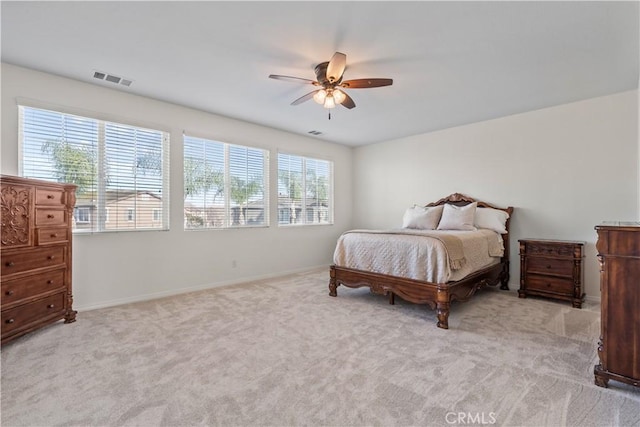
[
  {"xmin": 340, "ymin": 92, "xmax": 356, "ymax": 109},
  {"xmin": 291, "ymin": 90, "xmax": 320, "ymax": 106},
  {"xmin": 326, "ymin": 52, "xmax": 347, "ymax": 83},
  {"xmin": 269, "ymin": 74, "xmax": 319, "ymax": 85},
  {"xmin": 340, "ymin": 78, "xmax": 393, "ymax": 89}
]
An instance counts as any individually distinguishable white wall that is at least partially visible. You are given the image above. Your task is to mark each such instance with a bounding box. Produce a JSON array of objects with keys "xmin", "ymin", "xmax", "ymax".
[
  {"xmin": 3, "ymin": 63, "xmax": 637, "ymax": 309},
  {"xmin": 1, "ymin": 63, "xmax": 353, "ymax": 310},
  {"xmin": 353, "ymin": 91, "xmax": 639, "ymax": 299}
]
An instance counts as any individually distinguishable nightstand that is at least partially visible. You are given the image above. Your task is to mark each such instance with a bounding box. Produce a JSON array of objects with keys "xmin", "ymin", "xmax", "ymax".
[{"xmin": 518, "ymin": 239, "xmax": 585, "ymax": 308}]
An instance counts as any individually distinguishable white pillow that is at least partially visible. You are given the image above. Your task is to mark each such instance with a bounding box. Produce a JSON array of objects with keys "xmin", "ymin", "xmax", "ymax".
[
  {"xmin": 474, "ymin": 207, "xmax": 509, "ymax": 234},
  {"xmin": 437, "ymin": 202, "xmax": 478, "ymax": 231},
  {"xmin": 402, "ymin": 205, "xmax": 443, "ymax": 230}
]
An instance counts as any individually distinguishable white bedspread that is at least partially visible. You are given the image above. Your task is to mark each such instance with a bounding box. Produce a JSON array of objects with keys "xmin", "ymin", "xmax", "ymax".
[{"xmin": 333, "ymin": 228, "xmax": 504, "ymax": 283}]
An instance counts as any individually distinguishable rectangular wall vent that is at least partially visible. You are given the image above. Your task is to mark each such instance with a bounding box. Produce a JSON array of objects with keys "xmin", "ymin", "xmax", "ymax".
[{"xmin": 93, "ymin": 70, "xmax": 134, "ymax": 87}]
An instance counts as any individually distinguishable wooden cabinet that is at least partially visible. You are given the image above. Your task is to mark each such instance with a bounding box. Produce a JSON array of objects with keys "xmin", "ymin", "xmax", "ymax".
[
  {"xmin": 594, "ymin": 222, "xmax": 640, "ymax": 389},
  {"xmin": 1, "ymin": 175, "xmax": 77, "ymax": 345},
  {"xmin": 518, "ymin": 239, "xmax": 585, "ymax": 308}
]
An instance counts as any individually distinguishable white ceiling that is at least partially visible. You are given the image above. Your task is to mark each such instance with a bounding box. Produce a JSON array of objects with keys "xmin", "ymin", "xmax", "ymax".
[{"xmin": 2, "ymin": 1, "xmax": 638, "ymax": 147}]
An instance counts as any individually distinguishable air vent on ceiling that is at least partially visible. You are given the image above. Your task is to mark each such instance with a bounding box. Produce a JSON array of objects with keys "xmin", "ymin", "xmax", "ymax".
[
  {"xmin": 93, "ymin": 70, "xmax": 134, "ymax": 87},
  {"xmin": 308, "ymin": 130, "xmax": 323, "ymax": 136}
]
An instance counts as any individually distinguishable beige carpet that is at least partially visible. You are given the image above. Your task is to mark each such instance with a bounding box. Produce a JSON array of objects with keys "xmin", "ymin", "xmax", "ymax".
[{"xmin": 1, "ymin": 267, "xmax": 639, "ymax": 427}]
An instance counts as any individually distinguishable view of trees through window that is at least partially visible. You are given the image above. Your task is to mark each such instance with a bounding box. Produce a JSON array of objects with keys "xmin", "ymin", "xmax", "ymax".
[
  {"xmin": 277, "ymin": 153, "xmax": 332, "ymax": 225},
  {"xmin": 183, "ymin": 136, "xmax": 268, "ymax": 229},
  {"xmin": 20, "ymin": 106, "xmax": 169, "ymax": 232},
  {"xmin": 20, "ymin": 107, "xmax": 334, "ymax": 233}
]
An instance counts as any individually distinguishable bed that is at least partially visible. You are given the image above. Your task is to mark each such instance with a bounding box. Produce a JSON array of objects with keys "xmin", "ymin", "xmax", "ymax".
[{"xmin": 329, "ymin": 193, "xmax": 514, "ymax": 329}]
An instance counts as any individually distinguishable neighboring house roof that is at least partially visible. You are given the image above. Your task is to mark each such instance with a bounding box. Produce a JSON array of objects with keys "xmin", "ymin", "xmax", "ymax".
[{"xmin": 76, "ymin": 190, "xmax": 162, "ymax": 207}]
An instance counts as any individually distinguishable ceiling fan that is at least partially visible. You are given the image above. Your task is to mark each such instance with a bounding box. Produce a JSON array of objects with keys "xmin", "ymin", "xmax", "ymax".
[{"xmin": 269, "ymin": 52, "xmax": 393, "ymax": 119}]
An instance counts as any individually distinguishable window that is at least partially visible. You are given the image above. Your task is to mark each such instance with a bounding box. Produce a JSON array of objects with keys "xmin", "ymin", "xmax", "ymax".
[
  {"xmin": 278, "ymin": 153, "xmax": 333, "ymax": 225},
  {"xmin": 74, "ymin": 207, "xmax": 91, "ymax": 223},
  {"xmin": 19, "ymin": 105, "xmax": 170, "ymax": 233},
  {"xmin": 184, "ymin": 135, "xmax": 268, "ymax": 229}
]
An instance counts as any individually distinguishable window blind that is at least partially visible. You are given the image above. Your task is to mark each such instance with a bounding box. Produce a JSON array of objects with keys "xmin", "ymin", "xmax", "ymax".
[
  {"xmin": 184, "ymin": 135, "xmax": 268, "ymax": 229},
  {"xmin": 277, "ymin": 153, "xmax": 333, "ymax": 225},
  {"xmin": 19, "ymin": 105, "xmax": 170, "ymax": 233}
]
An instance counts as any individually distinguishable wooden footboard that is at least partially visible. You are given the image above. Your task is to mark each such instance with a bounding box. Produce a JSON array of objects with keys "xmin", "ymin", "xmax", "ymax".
[{"xmin": 329, "ymin": 261, "xmax": 508, "ymax": 329}]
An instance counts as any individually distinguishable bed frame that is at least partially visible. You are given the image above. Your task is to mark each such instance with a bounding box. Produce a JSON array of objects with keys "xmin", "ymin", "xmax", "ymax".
[{"xmin": 329, "ymin": 193, "xmax": 514, "ymax": 329}]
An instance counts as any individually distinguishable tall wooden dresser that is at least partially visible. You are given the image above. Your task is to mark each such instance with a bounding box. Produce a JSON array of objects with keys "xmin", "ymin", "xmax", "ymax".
[
  {"xmin": 594, "ymin": 222, "xmax": 640, "ymax": 389},
  {"xmin": 1, "ymin": 175, "xmax": 77, "ymax": 345}
]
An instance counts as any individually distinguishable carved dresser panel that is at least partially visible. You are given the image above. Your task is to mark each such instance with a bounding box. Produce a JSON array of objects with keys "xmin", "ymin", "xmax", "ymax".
[
  {"xmin": 518, "ymin": 239, "xmax": 585, "ymax": 308},
  {"xmin": 594, "ymin": 222, "xmax": 640, "ymax": 389},
  {"xmin": 1, "ymin": 175, "xmax": 77, "ymax": 345}
]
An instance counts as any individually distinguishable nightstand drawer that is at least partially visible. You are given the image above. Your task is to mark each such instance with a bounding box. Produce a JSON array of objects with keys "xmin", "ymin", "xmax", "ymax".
[
  {"xmin": 526, "ymin": 242, "xmax": 576, "ymax": 257},
  {"xmin": 526, "ymin": 275, "xmax": 574, "ymax": 295},
  {"xmin": 526, "ymin": 257, "xmax": 573, "ymax": 277}
]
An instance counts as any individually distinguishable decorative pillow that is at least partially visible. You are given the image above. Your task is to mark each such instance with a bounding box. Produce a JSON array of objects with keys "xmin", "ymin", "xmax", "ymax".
[
  {"xmin": 402, "ymin": 205, "xmax": 444, "ymax": 230},
  {"xmin": 437, "ymin": 202, "xmax": 478, "ymax": 231},
  {"xmin": 474, "ymin": 207, "xmax": 509, "ymax": 234}
]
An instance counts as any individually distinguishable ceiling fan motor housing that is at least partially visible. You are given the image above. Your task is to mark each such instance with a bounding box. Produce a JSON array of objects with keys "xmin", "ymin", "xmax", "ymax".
[{"xmin": 314, "ymin": 62, "xmax": 341, "ymax": 86}]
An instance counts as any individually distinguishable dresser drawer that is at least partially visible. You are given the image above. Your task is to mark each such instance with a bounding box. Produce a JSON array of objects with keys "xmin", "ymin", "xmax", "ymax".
[
  {"xmin": 35, "ymin": 208, "xmax": 67, "ymax": 226},
  {"xmin": 1, "ymin": 269, "xmax": 66, "ymax": 308},
  {"xmin": 526, "ymin": 257, "xmax": 573, "ymax": 277},
  {"xmin": 36, "ymin": 227, "xmax": 69, "ymax": 245},
  {"xmin": 526, "ymin": 242, "xmax": 577, "ymax": 257},
  {"xmin": 1, "ymin": 246, "xmax": 66, "ymax": 276},
  {"xmin": 1, "ymin": 292, "xmax": 66, "ymax": 335},
  {"xmin": 35, "ymin": 187, "xmax": 65, "ymax": 206},
  {"xmin": 526, "ymin": 275, "xmax": 574, "ymax": 295}
]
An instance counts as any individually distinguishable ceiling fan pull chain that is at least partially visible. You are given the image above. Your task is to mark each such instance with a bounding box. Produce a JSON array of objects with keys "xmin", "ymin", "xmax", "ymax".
[{"xmin": 328, "ymin": 110, "xmax": 331, "ymax": 120}]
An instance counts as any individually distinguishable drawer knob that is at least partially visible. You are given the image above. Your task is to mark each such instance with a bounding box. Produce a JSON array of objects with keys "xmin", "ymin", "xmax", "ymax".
[
  {"xmin": 47, "ymin": 280, "xmax": 54, "ymax": 285},
  {"xmin": 547, "ymin": 283, "xmax": 551, "ymax": 287},
  {"xmin": 5, "ymin": 290, "xmax": 14, "ymax": 296},
  {"xmin": 47, "ymin": 255, "xmax": 55, "ymax": 260},
  {"xmin": 50, "ymin": 233, "xmax": 58, "ymax": 238},
  {"xmin": 47, "ymin": 214, "xmax": 55, "ymax": 219},
  {"xmin": 5, "ymin": 318, "xmax": 14, "ymax": 324},
  {"xmin": 546, "ymin": 265, "xmax": 551, "ymax": 269},
  {"xmin": 47, "ymin": 194, "xmax": 54, "ymax": 199},
  {"xmin": 47, "ymin": 304, "xmax": 55, "ymax": 309},
  {"xmin": 5, "ymin": 262, "xmax": 14, "ymax": 267}
]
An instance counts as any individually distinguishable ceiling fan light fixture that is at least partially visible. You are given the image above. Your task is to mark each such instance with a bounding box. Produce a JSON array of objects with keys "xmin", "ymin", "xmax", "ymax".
[
  {"xmin": 323, "ymin": 95, "xmax": 336, "ymax": 109},
  {"xmin": 333, "ymin": 89, "xmax": 346, "ymax": 105},
  {"xmin": 313, "ymin": 89, "xmax": 327, "ymax": 104}
]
